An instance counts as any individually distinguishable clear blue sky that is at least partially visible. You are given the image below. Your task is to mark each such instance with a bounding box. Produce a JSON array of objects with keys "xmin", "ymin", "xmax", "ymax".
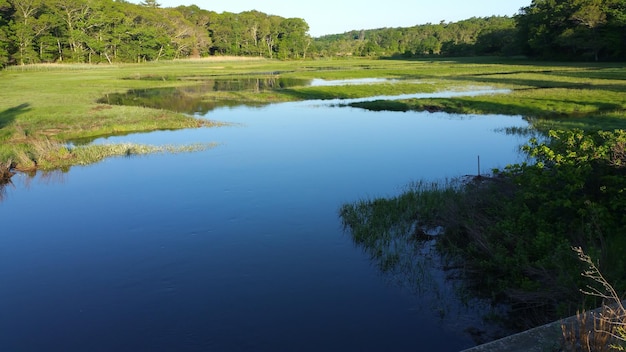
[{"xmin": 141, "ymin": 0, "xmax": 531, "ymax": 37}]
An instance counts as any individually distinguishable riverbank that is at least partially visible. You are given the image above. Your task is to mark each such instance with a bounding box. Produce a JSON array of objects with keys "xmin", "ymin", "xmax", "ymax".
[
  {"xmin": 0, "ymin": 160, "xmax": 14, "ymax": 183},
  {"xmin": 3, "ymin": 58, "xmax": 626, "ymax": 174}
]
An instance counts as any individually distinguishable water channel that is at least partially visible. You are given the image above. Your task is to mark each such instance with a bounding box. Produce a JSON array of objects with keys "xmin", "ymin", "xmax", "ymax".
[{"xmin": 0, "ymin": 80, "xmax": 530, "ymax": 351}]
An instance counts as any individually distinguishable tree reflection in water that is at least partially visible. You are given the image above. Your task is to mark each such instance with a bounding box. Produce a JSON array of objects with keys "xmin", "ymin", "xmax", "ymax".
[
  {"xmin": 0, "ymin": 169, "xmax": 65, "ymax": 203},
  {"xmin": 98, "ymin": 77, "xmax": 311, "ymax": 115}
]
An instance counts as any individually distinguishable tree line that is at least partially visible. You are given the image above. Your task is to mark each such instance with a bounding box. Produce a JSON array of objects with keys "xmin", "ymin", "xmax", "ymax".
[
  {"xmin": 1, "ymin": 0, "xmax": 625, "ymax": 68},
  {"xmin": 316, "ymin": 0, "xmax": 626, "ymax": 61},
  {"xmin": 0, "ymin": 0, "xmax": 311, "ymax": 67},
  {"xmin": 314, "ymin": 16, "xmax": 519, "ymax": 58}
]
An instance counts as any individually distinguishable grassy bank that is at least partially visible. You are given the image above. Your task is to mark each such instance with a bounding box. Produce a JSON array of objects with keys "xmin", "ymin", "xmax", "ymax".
[
  {"xmin": 348, "ymin": 61, "xmax": 626, "ymax": 132},
  {"xmin": 4, "ymin": 57, "xmax": 626, "ymax": 340},
  {"xmin": 2, "ymin": 57, "xmax": 625, "ymax": 174},
  {"xmin": 3, "ymin": 58, "xmax": 624, "ymax": 147}
]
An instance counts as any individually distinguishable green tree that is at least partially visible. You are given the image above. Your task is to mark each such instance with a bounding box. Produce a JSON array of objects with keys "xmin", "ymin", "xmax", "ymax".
[
  {"xmin": 7, "ymin": 0, "xmax": 49, "ymax": 64},
  {"xmin": 174, "ymin": 5, "xmax": 213, "ymax": 57},
  {"xmin": 140, "ymin": 0, "xmax": 160, "ymax": 8},
  {"xmin": 517, "ymin": 0, "xmax": 626, "ymax": 60},
  {"xmin": 275, "ymin": 17, "xmax": 310, "ymax": 59},
  {"xmin": 0, "ymin": 0, "xmax": 12, "ymax": 66}
]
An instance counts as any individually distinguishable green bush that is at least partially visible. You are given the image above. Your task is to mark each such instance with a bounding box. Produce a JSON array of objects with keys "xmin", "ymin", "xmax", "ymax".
[{"xmin": 341, "ymin": 129, "xmax": 626, "ymax": 330}]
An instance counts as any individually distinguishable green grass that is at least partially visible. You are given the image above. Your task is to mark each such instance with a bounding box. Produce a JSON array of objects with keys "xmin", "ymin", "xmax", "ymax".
[
  {"xmin": 38, "ymin": 142, "xmax": 217, "ymax": 170},
  {"xmin": 347, "ymin": 61, "xmax": 626, "ymax": 131},
  {"xmin": 2, "ymin": 57, "xmax": 626, "ymax": 171}
]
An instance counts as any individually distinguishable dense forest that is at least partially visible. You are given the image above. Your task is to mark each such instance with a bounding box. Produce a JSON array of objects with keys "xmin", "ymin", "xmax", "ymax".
[{"xmin": 1, "ymin": 0, "xmax": 626, "ymax": 68}]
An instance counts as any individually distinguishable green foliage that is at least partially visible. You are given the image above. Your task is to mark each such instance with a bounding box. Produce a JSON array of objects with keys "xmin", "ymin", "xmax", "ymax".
[
  {"xmin": 315, "ymin": 16, "xmax": 520, "ymax": 58},
  {"xmin": 457, "ymin": 129, "xmax": 626, "ymax": 323},
  {"xmin": 35, "ymin": 142, "xmax": 216, "ymax": 169},
  {"xmin": 2, "ymin": 0, "xmax": 624, "ymax": 64},
  {"xmin": 0, "ymin": 0, "xmax": 312, "ymax": 65},
  {"xmin": 341, "ymin": 129, "xmax": 626, "ymax": 329},
  {"xmin": 517, "ymin": 0, "xmax": 626, "ymax": 61}
]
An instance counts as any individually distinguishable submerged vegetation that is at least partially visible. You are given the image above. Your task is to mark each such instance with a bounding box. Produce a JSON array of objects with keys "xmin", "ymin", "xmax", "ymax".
[
  {"xmin": 2, "ymin": 0, "xmax": 626, "ymax": 345},
  {"xmin": 341, "ymin": 129, "xmax": 626, "ymax": 331},
  {"xmin": 2, "ymin": 54, "xmax": 626, "ymax": 340}
]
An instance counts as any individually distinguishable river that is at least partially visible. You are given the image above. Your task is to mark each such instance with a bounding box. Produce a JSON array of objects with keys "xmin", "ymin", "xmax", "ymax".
[{"xmin": 0, "ymin": 87, "xmax": 529, "ymax": 351}]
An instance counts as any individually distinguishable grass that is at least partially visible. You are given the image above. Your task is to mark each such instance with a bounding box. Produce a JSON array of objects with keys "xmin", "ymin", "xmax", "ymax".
[
  {"xmin": 2, "ymin": 57, "xmax": 626, "ymax": 172},
  {"xmin": 36, "ymin": 141, "xmax": 218, "ymax": 170},
  {"xmin": 345, "ymin": 61, "xmax": 626, "ymax": 132}
]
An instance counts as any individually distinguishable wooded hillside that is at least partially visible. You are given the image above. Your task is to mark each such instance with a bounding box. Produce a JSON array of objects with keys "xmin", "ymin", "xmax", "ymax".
[{"xmin": 1, "ymin": 0, "xmax": 625, "ymax": 68}]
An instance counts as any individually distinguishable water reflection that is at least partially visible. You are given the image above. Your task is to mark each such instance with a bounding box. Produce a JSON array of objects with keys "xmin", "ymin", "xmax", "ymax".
[
  {"xmin": 0, "ymin": 163, "xmax": 15, "ymax": 201},
  {"xmin": 0, "ymin": 99, "xmax": 529, "ymax": 351},
  {"xmin": 309, "ymin": 78, "xmax": 401, "ymax": 86},
  {"xmin": 0, "ymin": 181, "xmax": 10, "ymax": 202},
  {"xmin": 98, "ymin": 74, "xmax": 513, "ymax": 122},
  {"xmin": 98, "ymin": 77, "xmax": 311, "ymax": 114},
  {"xmin": 0, "ymin": 169, "xmax": 66, "ymax": 202},
  {"xmin": 339, "ymin": 182, "xmax": 512, "ymax": 344}
]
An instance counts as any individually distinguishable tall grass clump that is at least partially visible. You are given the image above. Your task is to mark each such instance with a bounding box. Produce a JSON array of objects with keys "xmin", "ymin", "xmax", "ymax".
[
  {"xmin": 36, "ymin": 142, "xmax": 216, "ymax": 170},
  {"xmin": 340, "ymin": 180, "xmax": 461, "ymax": 249},
  {"xmin": 341, "ymin": 128, "xmax": 626, "ymax": 332},
  {"xmin": 2, "ymin": 135, "xmax": 216, "ymax": 172},
  {"xmin": 561, "ymin": 247, "xmax": 626, "ymax": 352}
]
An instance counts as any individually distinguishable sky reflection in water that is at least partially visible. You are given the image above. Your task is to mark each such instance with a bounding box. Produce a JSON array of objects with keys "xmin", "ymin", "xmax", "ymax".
[{"xmin": 0, "ymin": 92, "xmax": 529, "ymax": 351}]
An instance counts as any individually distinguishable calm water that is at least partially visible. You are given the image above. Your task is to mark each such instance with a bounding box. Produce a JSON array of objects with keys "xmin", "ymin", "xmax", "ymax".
[{"xmin": 0, "ymin": 94, "xmax": 529, "ymax": 351}]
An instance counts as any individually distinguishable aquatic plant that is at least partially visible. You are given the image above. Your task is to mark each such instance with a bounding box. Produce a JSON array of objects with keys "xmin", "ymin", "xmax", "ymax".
[
  {"xmin": 37, "ymin": 142, "xmax": 217, "ymax": 170},
  {"xmin": 341, "ymin": 129, "xmax": 626, "ymax": 332},
  {"xmin": 4, "ymin": 134, "xmax": 216, "ymax": 172}
]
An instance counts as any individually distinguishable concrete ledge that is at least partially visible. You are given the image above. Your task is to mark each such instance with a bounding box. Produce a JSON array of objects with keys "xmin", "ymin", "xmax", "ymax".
[
  {"xmin": 461, "ymin": 319, "xmax": 563, "ymax": 352},
  {"xmin": 462, "ymin": 302, "xmax": 626, "ymax": 352}
]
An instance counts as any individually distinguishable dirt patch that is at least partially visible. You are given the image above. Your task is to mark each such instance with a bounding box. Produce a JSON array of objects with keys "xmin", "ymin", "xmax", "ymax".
[
  {"xmin": 91, "ymin": 105, "xmax": 113, "ymax": 112},
  {"xmin": 423, "ymin": 105, "xmax": 444, "ymax": 113}
]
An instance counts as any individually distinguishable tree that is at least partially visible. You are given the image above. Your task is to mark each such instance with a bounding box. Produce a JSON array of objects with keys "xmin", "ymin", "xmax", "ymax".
[
  {"xmin": 140, "ymin": 0, "xmax": 160, "ymax": 8},
  {"xmin": 516, "ymin": 0, "xmax": 626, "ymax": 60},
  {"xmin": 7, "ymin": 0, "xmax": 49, "ymax": 64},
  {"xmin": 0, "ymin": 0, "xmax": 12, "ymax": 66},
  {"xmin": 275, "ymin": 17, "xmax": 310, "ymax": 59}
]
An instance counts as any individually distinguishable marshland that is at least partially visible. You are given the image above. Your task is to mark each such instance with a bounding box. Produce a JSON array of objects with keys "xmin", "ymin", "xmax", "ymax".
[
  {"xmin": 2, "ymin": 57, "xmax": 626, "ymax": 351},
  {"xmin": 5, "ymin": 0, "xmax": 626, "ymax": 348}
]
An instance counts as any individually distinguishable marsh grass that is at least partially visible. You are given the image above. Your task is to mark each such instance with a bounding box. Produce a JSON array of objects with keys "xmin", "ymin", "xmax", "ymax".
[
  {"xmin": 4, "ymin": 133, "xmax": 216, "ymax": 171},
  {"xmin": 339, "ymin": 179, "xmax": 464, "ymax": 287},
  {"xmin": 562, "ymin": 309, "xmax": 615, "ymax": 352},
  {"xmin": 3, "ymin": 58, "xmax": 626, "ymax": 173},
  {"xmin": 36, "ymin": 142, "xmax": 217, "ymax": 170},
  {"xmin": 348, "ymin": 63, "xmax": 626, "ymax": 131},
  {"xmin": 340, "ymin": 172, "xmax": 596, "ymax": 330},
  {"xmin": 282, "ymin": 81, "xmax": 438, "ymax": 100},
  {"xmin": 561, "ymin": 247, "xmax": 626, "ymax": 352}
]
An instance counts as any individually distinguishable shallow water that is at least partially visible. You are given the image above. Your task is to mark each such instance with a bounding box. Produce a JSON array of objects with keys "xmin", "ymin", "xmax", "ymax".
[{"xmin": 0, "ymin": 95, "xmax": 529, "ymax": 351}]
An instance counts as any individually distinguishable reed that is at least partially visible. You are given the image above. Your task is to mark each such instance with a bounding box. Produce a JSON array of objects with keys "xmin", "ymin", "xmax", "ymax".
[{"xmin": 561, "ymin": 247, "xmax": 626, "ymax": 352}]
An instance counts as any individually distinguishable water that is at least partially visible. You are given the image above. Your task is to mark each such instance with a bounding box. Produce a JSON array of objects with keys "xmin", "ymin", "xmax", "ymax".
[{"xmin": 0, "ymin": 94, "xmax": 529, "ymax": 351}]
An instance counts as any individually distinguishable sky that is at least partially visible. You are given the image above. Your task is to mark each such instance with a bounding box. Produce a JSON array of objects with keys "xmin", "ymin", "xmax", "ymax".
[{"xmin": 137, "ymin": 0, "xmax": 532, "ymax": 37}]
